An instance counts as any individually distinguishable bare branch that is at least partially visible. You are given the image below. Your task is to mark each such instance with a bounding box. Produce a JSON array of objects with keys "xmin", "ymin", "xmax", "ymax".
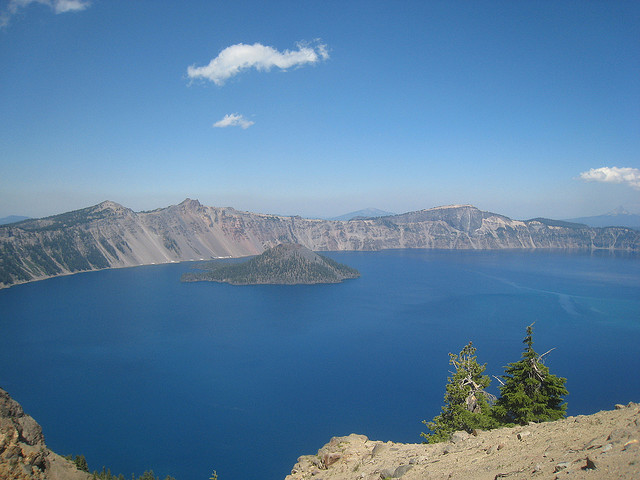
[{"xmin": 537, "ymin": 348, "xmax": 556, "ymax": 363}]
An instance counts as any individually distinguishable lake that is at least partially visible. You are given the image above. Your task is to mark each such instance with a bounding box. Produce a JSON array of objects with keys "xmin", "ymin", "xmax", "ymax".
[{"xmin": 1, "ymin": 249, "xmax": 639, "ymax": 480}]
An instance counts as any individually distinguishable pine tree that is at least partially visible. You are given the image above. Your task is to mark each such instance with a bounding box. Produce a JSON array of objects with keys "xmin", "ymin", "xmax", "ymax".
[
  {"xmin": 421, "ymin": 342, "xmax": 497, "ymax": 443},
  {"xmin": 74, "ymin": 454, "xmax": 89, "ymax": 472},
  {"xmin": 493, "ymin": 323, "xmax": 568, "ymax": 424}
]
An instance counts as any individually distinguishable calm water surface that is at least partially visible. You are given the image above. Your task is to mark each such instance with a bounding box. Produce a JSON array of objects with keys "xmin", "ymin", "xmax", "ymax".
[{"xmin": 1, "ymin": 249, "xmax": 639, "ymax": 479}]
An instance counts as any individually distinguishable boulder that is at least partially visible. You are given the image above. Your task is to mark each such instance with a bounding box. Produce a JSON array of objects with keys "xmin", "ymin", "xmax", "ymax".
[{"xmin": 0, "ymin": 388, "xmax": 91, "ymax": 480}]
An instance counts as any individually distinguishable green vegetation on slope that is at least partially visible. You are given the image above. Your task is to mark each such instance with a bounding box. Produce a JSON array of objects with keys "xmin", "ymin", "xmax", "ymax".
[
  {"xmin": 64, "ymin": 454, "xmax": 181, "ymax": 480},
  {"xmin": 91, "ymin": 469, "xmax": 176, "ymax": 480},
  {"xmin": 0, "ymin": 203, "xmax": 122, "ymax": 287},
  {"xmin": 182, "ymin": 243, "xmax": 360, "ymax": 285},
  {"xmin": 16, "ymin": 204, "xmax": 118, "ymax": 232},
  {"xmin": 0, "ymin": 229, "xmax": 110, "ymax": 286}
]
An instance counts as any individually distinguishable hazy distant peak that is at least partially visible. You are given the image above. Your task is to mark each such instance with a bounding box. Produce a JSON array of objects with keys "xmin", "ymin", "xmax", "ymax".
[
  {"xmin": 331, "ymin": 208, "xmax": 395, "ymax": 221},
  {"xmin": 563, "ymin": 207, "xmax": 640, "ymax": 229},
  {"xmin": 0, "ymin": 215, "xmax": 30, "ymax": 225},
  {"xmin": 608, "ymin": 206, "xmax": 630, "ymax": 215}
]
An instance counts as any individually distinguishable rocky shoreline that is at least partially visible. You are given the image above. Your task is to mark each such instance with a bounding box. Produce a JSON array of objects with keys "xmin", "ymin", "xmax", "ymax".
[
  {"xmin": 286, "ymin": 403, "xmax": 640, "ymax": 480},
  {"xmin": 0, "ymin": 388, "xmax": 90, "ymax": 480},
  {"xmin": 2, "ymin": 385, "xmax": 639, "ymax": 480}
]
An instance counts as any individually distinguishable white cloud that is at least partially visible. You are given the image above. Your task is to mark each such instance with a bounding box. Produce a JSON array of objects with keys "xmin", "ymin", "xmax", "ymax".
[
  {"xmin": 187, "ymin": 41, "xmax": 329, "ymax": 86},
  {"xmin": 579, "ymin": 166, "xmax": 640, "ymax": 189},
  {"xmin": 53, "ymin": 0, "xmax": 90, "ymax": 13},
  {"xmin": 213, "ymin": 113, "xmax": 255, "ymax": 129},
  {"xmin": 1, "ymin": 0, "xmax": 90, "ymax": 27}
]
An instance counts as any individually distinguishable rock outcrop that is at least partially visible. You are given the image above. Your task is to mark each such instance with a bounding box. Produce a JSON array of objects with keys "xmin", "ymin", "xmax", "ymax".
[
  {"xmin": 0, "ymin": 388, "xmax": 91, "ymax": 480},
  {"xmin": 285, "ymin": 403, "xmax": 640, "ymax": 480},
  {"xmin": 2, "ymin": 199, "xmax": 639, "ymax": 288}
]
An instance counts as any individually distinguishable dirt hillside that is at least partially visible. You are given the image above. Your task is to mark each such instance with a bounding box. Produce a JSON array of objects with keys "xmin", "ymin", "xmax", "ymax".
[{"xmin": 286, "ymin": 403, "xmax": 639, "ymax": 480}]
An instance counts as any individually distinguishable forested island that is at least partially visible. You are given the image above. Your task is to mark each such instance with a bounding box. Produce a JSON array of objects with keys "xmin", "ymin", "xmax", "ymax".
[{"xmin": 181, "ymin": 243, "xmax": 360, "ymax": 285}]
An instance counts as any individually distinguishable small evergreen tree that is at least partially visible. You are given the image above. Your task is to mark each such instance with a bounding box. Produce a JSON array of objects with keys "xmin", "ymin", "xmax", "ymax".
[
  {"xmin": 63, "ymin": 454, "xmax": 89, "ymax": 472},
  {"xmin": 421, "ymin": 342, "xmax": 497, "ymax": 443},
  {"xmin": 493, "ymin": 323, "xmax": 568, "ymax": 424},
  {"xmin": 137, "ymin": 471, "xmax": 156, "ymax": 480},
  {"xmin": 74, "ymin": 454, "xmax": 89, "ymax": 472}
]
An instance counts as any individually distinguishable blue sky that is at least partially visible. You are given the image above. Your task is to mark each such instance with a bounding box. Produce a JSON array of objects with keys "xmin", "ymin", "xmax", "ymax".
[{"xmin": 1, "ymin": 0, "xmax": 639, "ymax": 220}]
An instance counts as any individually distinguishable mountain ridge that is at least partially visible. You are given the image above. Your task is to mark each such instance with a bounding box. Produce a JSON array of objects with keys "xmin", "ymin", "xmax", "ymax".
[
  {"xmin": 565, "ymin": 206, "xmax": 640, "ymax": 230},
  {"xmin": 0, "ymin": 215, "xmax": 30, "ymax": 225},
  {"xmin": 330, "ymin": 208, "xmax": 395, "ymax": 221},
  {"xmin": 2, "ymin": 198, "xmax": 639, "ymax": 289}
]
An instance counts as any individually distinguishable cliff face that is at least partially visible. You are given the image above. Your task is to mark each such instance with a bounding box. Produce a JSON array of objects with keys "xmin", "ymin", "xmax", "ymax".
[
  {"xmin": 1, "ymin": 199, "xmax": 639, "ymax": 288},
  {"xmin": 286, "ymin": 403, "xmax": 640, "ymax": 480},
  {"xmin": 0, "ymin": 388, "xmax": 90, "ymax": 480}
]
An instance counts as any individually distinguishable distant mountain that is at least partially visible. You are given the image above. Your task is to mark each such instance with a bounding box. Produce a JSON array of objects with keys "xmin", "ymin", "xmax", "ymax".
[
  {"xmin": 2, "ymin": 199, "xmax": 639, "ymax": 289},
  {"xmin": 182, "ymin": 243, "xmax": 360, "ymax": 285},
  {"xmin": 565, "ymin": 207, "xmax": 640, "ymax": 230},
  {"xmin": 330, "ymin": 208, "xmax": 395, "ymax": 221},
  {"xmin": 0, "ymin": 215, "xmax": 29, "ymax": 225}
]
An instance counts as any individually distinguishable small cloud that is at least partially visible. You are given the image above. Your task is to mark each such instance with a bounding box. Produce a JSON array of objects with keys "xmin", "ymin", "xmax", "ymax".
[
  {"xmin": 579, "ymin": 166, "xmax": 640, "ymax": 189},
  {"xmin": 53, "ymin": 0, "xmax": 90, "ymax": 13},
  {"xmin": 1, "ymin": 0, "xmax": 90, "ymax": 27},
  {"xmin": 213, "ymin": 113, "xmax": 255, "ymax": 130},
  {"xmin": 187, "ymin": 40, "xmax": 329, "ymax": 86}
]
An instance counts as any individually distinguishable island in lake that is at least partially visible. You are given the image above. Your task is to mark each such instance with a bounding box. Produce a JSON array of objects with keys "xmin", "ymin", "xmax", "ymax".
[{"xmin": 181, "ymin": 243, "xmax": 360, "ymax": 285}]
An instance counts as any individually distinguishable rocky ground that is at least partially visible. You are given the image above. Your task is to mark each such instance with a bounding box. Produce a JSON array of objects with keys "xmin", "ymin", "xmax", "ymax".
[
  {"xmin": 286, "ymin": 403, "xmax": 639, "ymax": 480},
  {"xmin": 0, "ymin": 388, "xmax": 90, "ymax": 480}
]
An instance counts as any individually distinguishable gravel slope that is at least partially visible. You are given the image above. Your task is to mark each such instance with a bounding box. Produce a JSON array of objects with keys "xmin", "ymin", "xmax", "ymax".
[{"xmin": 286, "ymin": 403, "xmax": 640, "ymax": 480}]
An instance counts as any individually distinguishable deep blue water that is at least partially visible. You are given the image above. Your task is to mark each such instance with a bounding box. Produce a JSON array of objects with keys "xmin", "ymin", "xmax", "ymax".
[{"xmin": 0, "ymin": 249, "xmax": 639, "ymax": 480}]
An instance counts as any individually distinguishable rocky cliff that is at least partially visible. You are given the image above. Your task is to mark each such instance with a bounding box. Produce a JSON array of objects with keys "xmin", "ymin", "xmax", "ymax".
[
  {"xmin": 286, "ymin": 403, "xmax": 640, "ymax": 480},
  {"xmin": 2, "ymin": 199, "xmax": 639, "ymax": 288},
  {"xmin": 0, "ymin": 388, "xmax": 90, "ymax": 480}
]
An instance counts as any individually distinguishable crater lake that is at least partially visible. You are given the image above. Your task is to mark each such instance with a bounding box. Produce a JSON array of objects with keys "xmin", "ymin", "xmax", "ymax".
[{"xmin": 1, "ymin": 249, "xmax": 639, "ymax": 479}]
